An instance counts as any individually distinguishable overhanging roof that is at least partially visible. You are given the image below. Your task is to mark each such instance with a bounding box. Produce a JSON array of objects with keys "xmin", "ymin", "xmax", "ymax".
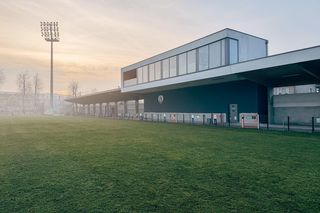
[
  {"xmin": 66, "ymin": 45, "xmax": 320, "ymax": 104},
  {"xmin": 65, "ymin": 88, "xmax": 143, "ymax": 104},
  {"xmin": 239, "ymin": 59, "xmax": 320, "ymax": 87}
]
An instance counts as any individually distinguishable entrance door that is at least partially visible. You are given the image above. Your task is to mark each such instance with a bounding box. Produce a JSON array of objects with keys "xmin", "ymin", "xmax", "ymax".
[{"xmin": 229, "ymin": 104, "xmax": 238, "ymax": 123}]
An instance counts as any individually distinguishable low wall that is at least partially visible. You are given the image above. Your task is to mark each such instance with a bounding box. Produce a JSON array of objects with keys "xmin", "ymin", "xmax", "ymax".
[{"xmin": 273, "ymin": 93, "xmax": 320, "ymax": 124}]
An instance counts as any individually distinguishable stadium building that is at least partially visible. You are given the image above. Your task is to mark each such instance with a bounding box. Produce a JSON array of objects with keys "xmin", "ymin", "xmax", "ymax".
[{"xmin": 66, "ymin": 29, "xmax": 320, "ymax": 125}]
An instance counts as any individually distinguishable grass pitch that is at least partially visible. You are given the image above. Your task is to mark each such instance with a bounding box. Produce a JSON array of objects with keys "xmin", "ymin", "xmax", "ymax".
[{"xmin": 0, "ymin": 117, "xmax": 319, "ymax": 212}]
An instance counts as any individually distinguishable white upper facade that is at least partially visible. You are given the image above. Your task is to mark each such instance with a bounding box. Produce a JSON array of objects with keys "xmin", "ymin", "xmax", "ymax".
[{"xmin": 121, "ymin": 28, "xmax": 268, "ymax": 92}]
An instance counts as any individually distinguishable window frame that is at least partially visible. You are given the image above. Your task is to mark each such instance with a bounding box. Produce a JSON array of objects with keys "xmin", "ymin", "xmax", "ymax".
[{"xmin": 132, "ymin": 38, "xmax": 237, "ymax": 85}]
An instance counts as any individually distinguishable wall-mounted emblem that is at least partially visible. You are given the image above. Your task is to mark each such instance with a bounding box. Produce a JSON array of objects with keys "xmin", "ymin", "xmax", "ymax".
[{"xmin": 158, "ymin": 95, "xmax": 164, "ymax": 104}]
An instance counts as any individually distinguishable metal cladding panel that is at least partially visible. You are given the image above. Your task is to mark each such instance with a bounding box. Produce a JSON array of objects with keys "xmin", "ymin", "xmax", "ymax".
[
  {"xmin": 144, "ymin": 80, "xmax": 268, "ymax": 116},
  {"xmin": 226, "ymin": 29, "xmax": 268, "ymax": 61}
]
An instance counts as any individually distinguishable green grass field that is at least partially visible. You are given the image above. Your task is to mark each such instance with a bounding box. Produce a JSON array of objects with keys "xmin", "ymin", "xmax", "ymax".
[{"xmin": 0, "ymin": 117, "xmax": 319, "ymax": 212}]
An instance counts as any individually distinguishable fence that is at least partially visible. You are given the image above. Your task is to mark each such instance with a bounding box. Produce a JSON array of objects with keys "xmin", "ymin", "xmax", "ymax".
[{"xmin": 112, "ymin": 112, "xmax": 320, "ymax": 133}]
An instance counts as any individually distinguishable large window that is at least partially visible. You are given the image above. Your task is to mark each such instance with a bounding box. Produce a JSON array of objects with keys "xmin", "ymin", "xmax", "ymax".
[
  {"xmin": 187, "ymin": 50, "xmax": 196, "ymax": 73},
  {"xmin": 198, "ymin": 45, "xmax": 209, "ymax": 71},
  {"xmin": 133, "ymin": 38, "xmax": 234, "ymax": 85},
  {"xmin": 142, "ymin": 65, "xmax": 148, "ymax": 83},
  {"xmin": 209, "ymin": 41, "xmax": 221, "ymax": 68},
  {"xmin": 221, "ymin": 39, "xmax": 226, "ymax": 66},
  {"xmin": 178, "ymin": 53, "xmax": 187, "ymax": 75},
  {"xmin": 162, "ymin": 58, "xmax": 169, "ymax": 78},
  {"xmin": 169, "ymin": 56, "xmax": 177, "ymax": 77},
  {"xmin": 155, "ymin": 61, "xmax": 161, "ymax": 80},
  {"xmin": 229, "ymin": 39, "xmax": 239, "ymax": 64},
  {"xmin": 149, "ymin": 63, "xmax": 155, "ymax": 81},
  {"xmin": 137, "ymin": 67, "xmax": 143, "ymax": 84}
]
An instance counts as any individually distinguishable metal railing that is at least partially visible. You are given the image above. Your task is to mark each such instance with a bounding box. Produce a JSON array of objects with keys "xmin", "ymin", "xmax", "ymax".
[{"xmin": 76, "ymin": 112, "xmax": 320, "ymax": 133}]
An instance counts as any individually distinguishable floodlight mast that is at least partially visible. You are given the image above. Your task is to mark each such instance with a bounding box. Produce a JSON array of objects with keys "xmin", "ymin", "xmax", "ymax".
[{"xmin": 40, "ymin": 21, "xmax": 60, "ymax": 112}]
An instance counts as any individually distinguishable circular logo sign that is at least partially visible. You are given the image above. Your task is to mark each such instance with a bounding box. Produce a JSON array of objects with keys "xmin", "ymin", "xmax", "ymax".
[{"xmin": 158, "ymin": 95, "xmax": 164, "ymax": 104}]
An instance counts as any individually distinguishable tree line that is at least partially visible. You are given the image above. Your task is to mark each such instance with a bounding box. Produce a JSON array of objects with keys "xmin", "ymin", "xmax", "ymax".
[
  {"xmin": 0, "ymin": 69, "xmax": 81, "ymax": 114},
  {"xmin": 16, "ymin": 71, "xmax": 43, "ymax": 114}
]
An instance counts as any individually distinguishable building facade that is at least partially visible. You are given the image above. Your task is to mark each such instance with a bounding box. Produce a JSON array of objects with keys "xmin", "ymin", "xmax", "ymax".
[{"xmin": 67, "ymin": 28, "xmax": 320, "ymax": 125}]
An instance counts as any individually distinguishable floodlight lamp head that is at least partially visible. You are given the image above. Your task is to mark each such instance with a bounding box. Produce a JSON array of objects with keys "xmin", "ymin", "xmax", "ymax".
[{"xmin": 40, "ymin": 21, "xmax": 60, "ymax": 42}]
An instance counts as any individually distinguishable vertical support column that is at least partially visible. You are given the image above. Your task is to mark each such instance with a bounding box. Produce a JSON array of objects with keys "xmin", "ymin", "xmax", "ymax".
[
  {"xmin": 312, "ymin": 117, "xmax": 315, "ymax": 133},
  {"xmin": 114, "ymin": 102, "xmax": 118, "ymax": 118},
  {"xmin": 203, "ymin": 114, "xmax": 205, "ymax": 125},
  {"xmin": 124, "ymin": 101, "xmax": 128, "ymax": 117},
  {"xmin": 87, "ymin": 104, "xmax": 90, "ymax": 116},
  {"xmin": 99, "ymin": 103, "xmax": 102, "ymax": 117},
  {"xmin": 268, "ymin": 87, "xmax": 274, "ymax": 128},
  {"xmin": 267, "ymin": 87, "xmax": 274, "ymax": 126},
  {"xmin": 135, "ymin": 99, "xmax": 139, "ymax": 118},
  {"xmin": 82, "ymin": 104, "xmax": 85, "ymax": 116},
  {"xmin": 105, "ymin": 102, "xmax": 109, "ymax": 117},
  {"xmin": 92, "ymin": 104, "xmax": 95, "ymax": 116}
]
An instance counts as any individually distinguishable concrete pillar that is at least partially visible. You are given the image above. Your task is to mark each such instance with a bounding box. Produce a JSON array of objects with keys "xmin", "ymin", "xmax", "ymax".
[
  {"xmin": 99, "ymin": 103, "xmax": 102, "ymax": 117},
  {"xmin": 101, "ymin": 103, "xmax": 104, "ymax": 117},
  {"xmin": 124, "ymin": 101, "xmax": 128, "ymax": 117},
  {"xmin": 87, "ymin": 104, "xmax": 90, "ymax": 116},
  {"xmin": 268, "ymin": 87, "xmax": 274, "ymax": 125},
  {"xmin": 135, "ymin": 99, "xmax": 139, "ymax": 116},
  {"xmin": 104, "ymin": 103, "xmax": 108, "ymax": 117},
  {"xmin": 92, "ymin": 104, "xmax": 95, "ymax": 116},
  {"xmin": 106, "ymin": 102, "xmax": 109, "ymax": 117},
  {"xmin": 114, "ymin": 102, "xmax": 118, "ymax": 118},
  {"xmin": 82, "ymin": 104, "xmax": 85, "ymax": 115}
]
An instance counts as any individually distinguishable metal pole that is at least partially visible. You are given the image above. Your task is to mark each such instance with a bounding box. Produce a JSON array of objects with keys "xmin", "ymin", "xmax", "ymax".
[
  {"xmin": 41, "ymin": 22, "xmax": 60, "ymax": 112},
  {"xmin": 287, "ymin": 116, "xmax": 290, "ymax": 131},
  {"xmin": 50, "ymin": 39, "xmax": 53, "ymax": 111},
  {"xmin": 312, "ymin": 117, "xmax": 315, "ymax": 133}
]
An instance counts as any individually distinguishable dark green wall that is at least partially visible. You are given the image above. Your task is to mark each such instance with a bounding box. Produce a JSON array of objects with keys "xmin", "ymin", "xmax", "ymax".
[{"xmin": 144, "ymin": 80, "xmax": 268, "ymax": 116}]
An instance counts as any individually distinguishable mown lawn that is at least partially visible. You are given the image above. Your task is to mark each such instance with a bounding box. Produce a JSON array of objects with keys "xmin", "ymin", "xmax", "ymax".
[{"xmin": 0, "ymin": 116, "xmax": 319, "ymax": 212}]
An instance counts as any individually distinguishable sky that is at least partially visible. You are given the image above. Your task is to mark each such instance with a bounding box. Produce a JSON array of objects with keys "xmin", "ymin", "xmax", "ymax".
[{"xmin": 0, "ymin": 0, "xmax": 320, "ymax": 95}]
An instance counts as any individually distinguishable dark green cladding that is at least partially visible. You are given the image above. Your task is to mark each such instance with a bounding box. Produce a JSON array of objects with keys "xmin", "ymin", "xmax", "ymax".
[{"xmin": 144, "ymin": 80, "xmax": 268, "ymax": 118}]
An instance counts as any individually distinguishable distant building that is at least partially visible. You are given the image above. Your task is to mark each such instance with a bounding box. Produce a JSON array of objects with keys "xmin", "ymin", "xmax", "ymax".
[{"xmin": 0, "ymin": 92, "xmax": 71, "ymax": 115}]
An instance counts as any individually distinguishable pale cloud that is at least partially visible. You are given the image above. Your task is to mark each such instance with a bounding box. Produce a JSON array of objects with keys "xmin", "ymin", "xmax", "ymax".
[{"xmin": 0, "ymin": 0, "xmax": 319, "ymax": 95}]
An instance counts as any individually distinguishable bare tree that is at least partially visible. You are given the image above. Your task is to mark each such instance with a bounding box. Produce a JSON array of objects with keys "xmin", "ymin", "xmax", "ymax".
[
  {"xmin": 33, "ymin": 72, "xmax": 43, "ymax": 113},
  {"xmin": 0, "ymin": 69, "xmax": 5, "ymax": 89},
  {"xmin": 17, "ymin": 71, "xmax": 31, "ymax": 114},
  {"xmin": 69, "ymin": 81, "xmax": 79, "ymax": 97},
  {"xmin": 68, "ymin": 81, "xmax": 79, "ymax": 114}
]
